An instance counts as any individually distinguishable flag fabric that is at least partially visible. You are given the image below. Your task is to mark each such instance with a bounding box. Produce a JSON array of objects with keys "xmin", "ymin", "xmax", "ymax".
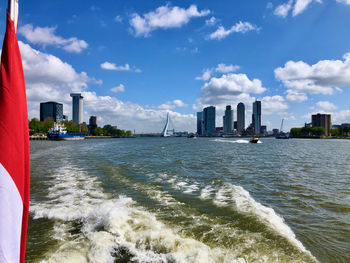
[{"xmin": 0, "ymin": 6, "xmax": 30, "ymax": 263}]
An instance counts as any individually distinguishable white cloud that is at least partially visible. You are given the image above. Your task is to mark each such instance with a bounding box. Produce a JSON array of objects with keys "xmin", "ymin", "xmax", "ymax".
[
  {"xmin": 110, "ymin": 84, "xmax": 125, "ymax": 93},
  {"xmin": 198, "ymin": 73, "xmax": 266, "ymax": 106},
  {"xmin": 286, "ymin": 90, "xmax": 308, "ymax": 102},
  {"xmin": 20, "ymin": 42, "xmax": 194, "ymax": 132},
  {"xmin": 274, "ymin": 0, "xmax": 293, "ymax": 18},
  {"xmin": 195, "ymin": 69, "xmax": 212, "ymax": 81},
  {"xmin": 274, "ymin": 0, "xmax": 322, "ymax": 18},
  {"xmin": 261, "ymin": 95, "xmax": 288, "ymax": 115},
  {"xmin": 196, "ymin": 63, "xmax": 239, "ymax": 81},
  {"xmin": 209, "ymin": 21, "xmax": 259, "ymax": 40},
  {"xmin": 158, "ymin": 99, "xmax": 187, "ymax": 110},
  {"xmin": 275, "ymin": 52, "xmax": 350, "ymax": 98},
  {"xmin": 293, "ymin": 0, "xmax": 310, "ymax": 16},
  {"xmin": 316, "ymin": 101, "xmax": 338, "ymax": 111},
  {"xmin": 100, "ymin": 62, "xmax": 130, "ymax": 71},
  {"xmin": 215, "ymin": 63, "xmax": 240, "ymax": 73},
  {"xmin": 337, "ymin": 0, "xmax": 350, "ymax": 4},
  {"xmin": 205, "ymin": 16, "xmax": 216, "ymax": 26},
  {"xmin": 18, "ymin": 24, "xmax": 88, "ymax": 53},
  {"xmin": 332, "ymin": 110, "xmax": 350, "ymax": 124},
  {"xmin": 130, "ymin": 5, "xmax": 210, "ymax": 37}
]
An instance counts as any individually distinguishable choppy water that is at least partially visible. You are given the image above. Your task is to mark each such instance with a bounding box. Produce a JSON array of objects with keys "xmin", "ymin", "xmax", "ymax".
[{"xmin": 27, "ymin": 137, "xmax": 350, "ymax": 263}]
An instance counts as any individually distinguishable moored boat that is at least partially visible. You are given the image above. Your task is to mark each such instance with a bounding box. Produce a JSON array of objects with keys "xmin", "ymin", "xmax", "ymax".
[{"xmin": 47, "ymin": 123, "xmax": 86, "ymax": 140}]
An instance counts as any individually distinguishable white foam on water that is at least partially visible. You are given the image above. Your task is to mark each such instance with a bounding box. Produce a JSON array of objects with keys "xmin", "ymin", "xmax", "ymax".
[
  {"xmin": 174, "ymin": 181, "xmax": 199, "ymax": 193},
  {"xmin": 212, "ymin": 139, "xmax": 249, "ymax": 144},
  {"xmin": 30, "ymin": 165, "xmax": 248, "ymax": 263},
  {"xmin": 207, "ymin": 183, "xmax": 313, "ymax": 256}
]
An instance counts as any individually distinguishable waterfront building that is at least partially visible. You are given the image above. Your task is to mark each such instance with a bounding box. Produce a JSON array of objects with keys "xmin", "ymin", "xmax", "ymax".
[
  {"xmin": 237, "ymin": 102, "xmax": 245, "ymax": 135},
  {"xmin": 252, "ymin": 100, "xmax": 261, "ymax": 135},
  {"xmin": 224, "ymin": 105, "xmax": 233, "ymax": 133},
  {"xmin": 88, "ymin": 116, "xmax": 97, "ymax": 134},
  {"xmin": 272, "ymin": 129, "xmax": 279, "ymax": 136},
  {"xmin": 70, "ymin": 93, "xmax": 84, "ymax": 124},
  {"xmin": 197, "ymin": 112, "xmax": 203, "ymax": 135},
  {"xmin": 312, "ymin": 113, "xmax": 331, "ymax": 136},
  {"xmin": 234, "ymin": 121, "xmax": 237, "ymax": 130},
  {"xmin": 89, "ymin": 116, "xmax": 97, "ymax": 126},
  {"xmin": 203, "ymin": 106, "xmax": 216, "ymax": 135},
  {"xmin": 40, "ymin": 101, "xmax": 63, "ymax": 122},
  {"xmin": 261, "ymin": 125, "xmax": 267, "ymax": 135}
]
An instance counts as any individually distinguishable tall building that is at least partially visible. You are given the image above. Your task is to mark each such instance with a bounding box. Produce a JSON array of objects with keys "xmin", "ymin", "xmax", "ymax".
[
  {"xmin": 70, "ymin": 93, "xmax": 84, "ymax": 124},
  {"xmin": 40, "ymin": 101, "xmax": 63, "ymax": 122},
  {"xmin": 252, "ymin": 100, "xmax": 261, "ymax": 135},
  {"xmin": 88, "ymin": 116, "xmax": 97, "ymax": 134},
  {"xmin": 224, "ymin": 105, "xmax": 233, "ymax": 133},
  {"xmin": 312, "ymin": 113, "xmax": 331, "ymax": 136},
  {"xmin": 237, "ymin": 102, "xmax": 245, "ymax": 134},
  {"xmin": 197, "ymin": 112, "xmax": 203, "ymax": 135},
  {"xmin": 89, "ymin": 116, "xmax": 97, "ymax": 126},
  {"xmin": 203, "ymin": 106, "xmax": 216, "ymax": 135}
]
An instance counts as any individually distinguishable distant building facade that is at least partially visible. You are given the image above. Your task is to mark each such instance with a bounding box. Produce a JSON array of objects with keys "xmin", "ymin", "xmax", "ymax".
[
  {"xmin": 312, "ymin": 113, "xmax": 331, "ymax": 136},
  {"xmin": 88, "ymin": 116, "xmax": 97, "ymax": 134},
  {"xmin": 261, "ymin": 125, "xmax": 267, "ymax": 135},
  {"xmin": 272, "ymin": 129, "xmax": 279, "ymax": 136},
  {"xmin": 203, "ymin": 106, "xmax": 216, "ymax": 135},
  {"xmin": 40, "ymin": 101, "xmax": 63, "ymax": 122},
  {"xmin": 197, "ymin": 112, "xmax": 203, "ymax": 135},
  {"xmin": 70, "ymin": 93, "xmax": 84, "ymax": 124},
  {"xmin": 237, "ymin": 102, "xmax": 245, "ymax": 135},
  {"xmin": 223, "ymin": 105, "xmax": 233, "ymax": 133},
  {"xmin": 252, "ymin": 100, "xmax": 261, "ymax": 135}
]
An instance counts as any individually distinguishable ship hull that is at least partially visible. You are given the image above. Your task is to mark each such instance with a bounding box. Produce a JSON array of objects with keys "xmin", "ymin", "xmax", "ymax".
[{"xmin": 47, "ymin": 133, "xmax": 85, "ymax": 140}]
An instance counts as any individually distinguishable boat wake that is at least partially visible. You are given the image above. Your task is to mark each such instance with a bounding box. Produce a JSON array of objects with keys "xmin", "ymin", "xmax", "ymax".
[
  {"xmin": 212, "ymin": 139, "xmax": 250, "ymax": 144},
  {"xmin": 29, "ymin": 163, "xmax": 317, "ymax": 263}
]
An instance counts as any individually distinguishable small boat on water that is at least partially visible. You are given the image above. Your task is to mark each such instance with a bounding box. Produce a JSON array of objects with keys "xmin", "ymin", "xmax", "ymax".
[
  {"xmin": 47, "ymin": 123, "xmax": 86, "ymax": 140},
  {"xmin": 249, "ymin": 137, "xmax": 259, "ymax": 143}
]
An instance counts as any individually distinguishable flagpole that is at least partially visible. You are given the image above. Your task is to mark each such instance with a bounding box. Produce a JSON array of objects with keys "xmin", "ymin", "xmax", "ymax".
[{"xmin": 7, "ymin": 0, "xmax": 18, "ymax": 32}]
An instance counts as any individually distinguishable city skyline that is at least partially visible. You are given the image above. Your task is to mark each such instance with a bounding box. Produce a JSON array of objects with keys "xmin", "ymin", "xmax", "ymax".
[{"xmin": 2, "ymin": 0, "xmax": 350, "ymax": 132}]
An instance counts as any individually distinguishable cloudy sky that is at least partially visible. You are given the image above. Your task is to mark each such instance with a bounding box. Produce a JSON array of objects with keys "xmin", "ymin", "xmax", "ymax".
[{"xmin": 1, "ymin": 0, "xmax": 350, "ymax": 132}]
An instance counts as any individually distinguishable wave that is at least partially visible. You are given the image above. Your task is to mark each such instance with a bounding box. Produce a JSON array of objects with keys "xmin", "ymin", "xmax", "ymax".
[
  {"xmin": 30, "ymin": 166, "xmax": 248, "ymax": 263},
  {"xmin": 200, "ymin": 183, "xmax": 315, "ymax": 258}
]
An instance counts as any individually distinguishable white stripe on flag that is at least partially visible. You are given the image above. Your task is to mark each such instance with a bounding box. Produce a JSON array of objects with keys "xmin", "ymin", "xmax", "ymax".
[{"xmin": 0, "ymin": 163, "xmax": 23, "ymax": 263}]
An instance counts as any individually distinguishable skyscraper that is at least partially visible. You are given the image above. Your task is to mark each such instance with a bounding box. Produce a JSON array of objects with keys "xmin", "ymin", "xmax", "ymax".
[
  {"xmin": 224, "ymin": 105, "xmax": 233, "ymax": 133},
  {"xmin": 70, "ymin": 93, "xmax": 84, "ymax": 124},
  {"xmin": 203, "ymin": 106, "xmax": 216, "ymax": 135},
  {"xmin": 197, "ymin": 111, "xmax": 203, "ymax": 135},
  {"xmin": 252, "ymin": 100, "xmax": 261, "ymax": 135},
  {"xmin": 237, "ymin": 102, "xmax": 245, "ymax": 134},
  {"xmin": 312, "ymin": 113, "xmax": 331, "ymax": 136},
  {"xmin": 40, "ymin": 101, "xmax": 63, "ymax": 122}
]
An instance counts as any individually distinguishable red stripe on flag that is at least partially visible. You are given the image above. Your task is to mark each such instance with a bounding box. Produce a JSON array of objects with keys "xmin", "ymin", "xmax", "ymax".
[{"xmin": 0, "ymin": 12, "xmax": 30, "ymax": 263}]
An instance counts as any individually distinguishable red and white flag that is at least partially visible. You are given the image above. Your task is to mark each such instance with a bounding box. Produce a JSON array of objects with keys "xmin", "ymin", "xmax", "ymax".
[{"xmin": 0, "ymin": 0, "xmax": 30, "ymax": 262}]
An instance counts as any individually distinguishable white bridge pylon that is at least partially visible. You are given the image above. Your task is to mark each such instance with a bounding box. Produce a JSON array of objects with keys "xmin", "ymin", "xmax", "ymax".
[{"xmin": 161, "ymin": 113, "xmax": 175, "ymax": 137}]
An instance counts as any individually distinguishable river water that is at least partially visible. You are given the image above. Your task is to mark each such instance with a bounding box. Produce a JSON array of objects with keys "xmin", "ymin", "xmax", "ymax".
[{"xmin": 26, "ymin": 137, "xmax": 350, "ymax": 263}]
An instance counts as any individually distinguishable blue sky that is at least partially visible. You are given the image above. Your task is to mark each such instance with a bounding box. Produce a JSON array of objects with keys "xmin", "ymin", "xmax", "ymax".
[{"xmin": 1, "ymin": 0, "xmax": 350, "ymax": 132}]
